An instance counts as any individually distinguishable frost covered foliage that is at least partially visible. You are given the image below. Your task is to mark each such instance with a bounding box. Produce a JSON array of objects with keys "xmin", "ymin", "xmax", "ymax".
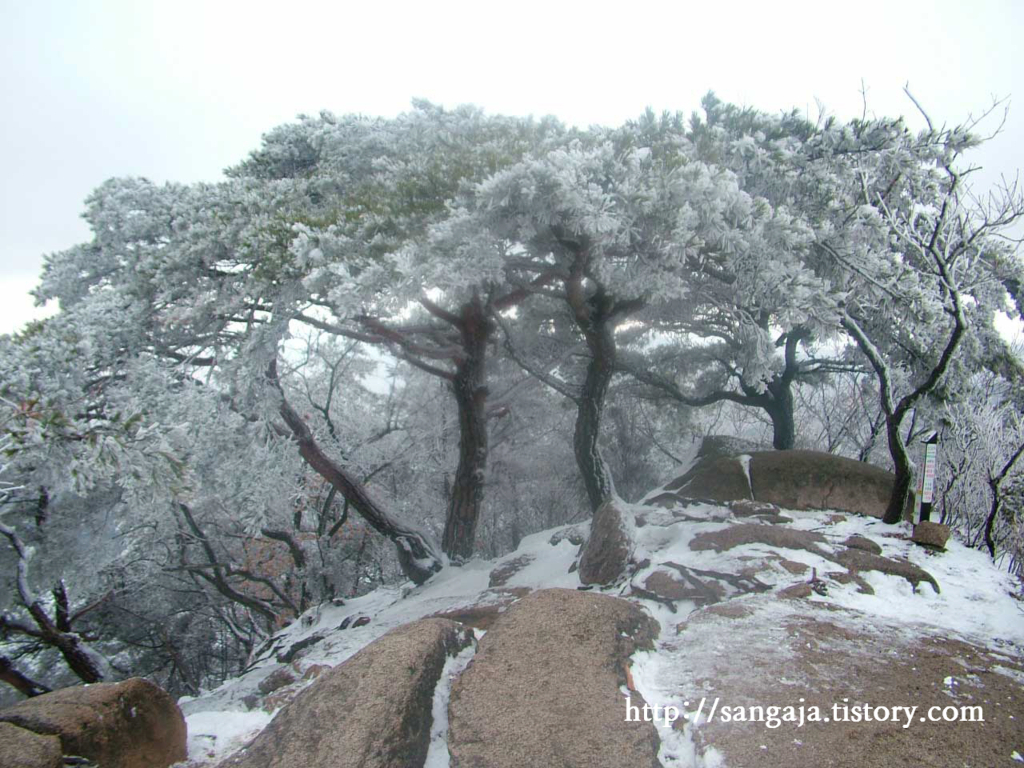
[
  {"xmin": 3, "ymin": 95, "xmax": 1024, "ymax": 700},
  {"xmin": 0, "ymin": 318, "xmax": 413, "ymax": 697},
  {"xmin": 0, "ymin": 315, "xmax": 187, "ymax": 501},
  {"xmin": 937, "ymin": 373, "xmax": 1024, "ymax": 575}
]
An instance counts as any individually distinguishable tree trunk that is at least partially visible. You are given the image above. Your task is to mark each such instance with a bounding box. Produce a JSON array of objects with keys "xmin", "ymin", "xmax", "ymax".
[
  {"xmin": 441, "ymin": 299, "xmax": 491, "ymax": 561},
  {"xmin": 841, "ymin": 311, "xmax": 961, "ymax": 527},
  {"xmin": 884, "ymin": 417, "xmax": 914, "ymax": 525},
  {"xmin": 982, "ymin": 495, "xmax": 1000, "ymax": 558},
  {"xmin": 765, "ymin": 379, "xmax": 796, "ymax": 450},
  {"xmin": 982, "ymin": 442, "xmax": 1024, "ymax": 559},
  {"xmin": 573, "ymin": 297, "xmax": 617, "ymax": 513}
]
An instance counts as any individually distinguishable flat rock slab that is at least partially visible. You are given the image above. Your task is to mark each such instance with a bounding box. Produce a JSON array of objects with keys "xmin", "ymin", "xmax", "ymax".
[
  {"xmin": 834, "ymin": 547, "xmax": 940, "ymax": 593},
  {"xmin": 0, "ymin": 721, "xmax": 62, "ymax": 768},
  {"xmin": 448, "ymin": 588, "xmax": 661, "ymax": 768},
  {"xmin": 488, "ymin": 554, "xmax": 536, "ymax": 587},
  {"xmin": 0, "ymin": 678, "xmax": 186, "ymax": 768},
  {"xmin": 688, "ymin": 523, "xmax": 940, "ymax": 594},
  {"xmin": 668, "ymin": 598, "xmax": 1024, "ymax": 768},
  {"xmin": 689, "ymin": 523, "xmax": 831, "ymax": 559},
  {"xmin": 640, "ymin": 563, "xmax": 770, "ymax": 606},
  {"xmin": 219, "ymin": 617, "xmax": 472, "ymax": 768}
]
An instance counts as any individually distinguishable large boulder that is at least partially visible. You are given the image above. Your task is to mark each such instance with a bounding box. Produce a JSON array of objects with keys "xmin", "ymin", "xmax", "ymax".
[
  {"xmin": 0, "ymin": 678, "xmax": 186, "ymax": 768},
  {"xmin": 218, "ymin": 617, "xmax": 473, "ymax": 768},
  {"xmin": 448, "ymin": 588, "xmax": 661, "ymax": 768},
  {"xmin": 578, "ymin": 497, "xmax": 636, "ymax": 585},
  {"xmin": 0, "ymin": 722, "xmax": 62, "ymax": 768},
  {"xmin": 748, "ymin": 450, "xmax": 910, "ymax": 519},
  {"xmin": 664, "ymin": 455, "xmax": 753, "ymax": 501},
  {"xmin": 659, "ymin": 445, "xmax": 913, "ymax": 520}
]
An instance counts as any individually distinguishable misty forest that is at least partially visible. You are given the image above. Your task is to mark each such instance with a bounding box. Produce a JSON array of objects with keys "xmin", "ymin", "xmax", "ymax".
[{"xmin": 3, "ymin": 93, "xmax": 1024, "ymax": 704}]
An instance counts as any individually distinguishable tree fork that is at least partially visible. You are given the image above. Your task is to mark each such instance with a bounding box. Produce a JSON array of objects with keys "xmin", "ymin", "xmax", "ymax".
[{"xmin": 1, "ymin": 523, "xmax": 107, "ymax": 683}]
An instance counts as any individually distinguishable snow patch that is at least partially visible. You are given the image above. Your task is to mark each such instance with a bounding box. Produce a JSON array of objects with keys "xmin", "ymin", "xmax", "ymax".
[
  {"xmin": 182, "ymin": 709, "xmax": 274, "ymax": 764},
  {"xmin": 631, "ymin": 645, "xmax": 726, "ymax": 768},
  {"xmin": 424, "ymin": 633, "xmax": 479, "ymax": 767},
  {"xmin": 736, "ymin": 454, "xmax": 753, "ymax": 498}
]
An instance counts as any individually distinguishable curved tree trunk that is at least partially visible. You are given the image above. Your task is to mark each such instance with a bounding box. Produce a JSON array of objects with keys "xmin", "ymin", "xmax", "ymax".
[
  {"xmin": 983, "ymin": 496, "xmax": 1001, "ymax": 559},
  {"xmin": 571, "ymin": 290, "xmax": 618, "ymax": 513},
  {"xmin": 982, "ymin": 441, "xmax": 1024, "ymax": 558},
  {"xmin": 764, "ymin": 328, "xmax": 806, "ymax": 451},
  {"xmin": 441, "ymin": 299, "xmax": 491, "ymax": 561},
  {"xmin": 616, "ymin": 327, "xmax": 805, "ymax": 454},
  {"xmin": 841, "ymin": 310, "xmax": 964, "ymax": 527},
  {"xmin": 284, "ymin": 288, "xmax": 514, "ymax": 572}
]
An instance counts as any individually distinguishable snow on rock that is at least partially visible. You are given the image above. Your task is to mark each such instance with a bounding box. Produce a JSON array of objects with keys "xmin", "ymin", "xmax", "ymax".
[
  {"xmin": 625, "ymin": 498, "xmax": 1024, "ymax": 767},
  {"xmin": 424, "ymin": 634, "xmax": 480, "ymax": 768},
  {"xmin": 175, "ymin": 501, "xmax": 1023, "ymax": 767},
  {"xmin": 175, "ymin": 524, "xmax": 582, "ymax": 764},
  {"xmin": 736, "ymin": 454, "xmax": 753, "ymax": 499},
  {"xmin": 214, "ymin": 618, "xmax": 472, "ymax": 768},
  {"xmin": 628, "ymin": 502, "xmax": 1023, "ymax": 649}
]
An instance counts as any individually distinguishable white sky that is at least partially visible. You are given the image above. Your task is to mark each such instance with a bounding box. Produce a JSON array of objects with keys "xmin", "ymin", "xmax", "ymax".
[{"xmin": 1, "ymin": 0, "xmax": 1021, "ymax": 334}]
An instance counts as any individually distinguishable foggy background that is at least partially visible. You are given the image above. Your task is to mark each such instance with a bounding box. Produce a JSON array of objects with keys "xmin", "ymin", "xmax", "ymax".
[{"xmin": 2, "ymin": 0, "xmax": 1020, "ymax": 333}]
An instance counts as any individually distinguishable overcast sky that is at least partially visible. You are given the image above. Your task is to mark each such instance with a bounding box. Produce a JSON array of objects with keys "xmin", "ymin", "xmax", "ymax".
[{"xmin": 1, "ymin": 0, "xmax": 1021, "ymax": 334}]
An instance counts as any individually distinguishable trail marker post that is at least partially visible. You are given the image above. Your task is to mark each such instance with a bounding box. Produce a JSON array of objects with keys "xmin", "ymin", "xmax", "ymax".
[{"xmin": 917, "ymin": 432, "xmax": 939, "ymax": 523}]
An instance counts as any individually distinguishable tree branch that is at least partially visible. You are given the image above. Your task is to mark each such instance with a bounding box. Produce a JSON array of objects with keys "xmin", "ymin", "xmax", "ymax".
[{"xmin": 268, "ymin": 359, "xmax": 443, "ymax": 585}]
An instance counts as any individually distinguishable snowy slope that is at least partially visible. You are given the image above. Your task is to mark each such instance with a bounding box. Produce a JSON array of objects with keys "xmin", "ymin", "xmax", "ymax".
[
  {"xmin": 174, "ymin": 503, "xmax": 1023, "ymax": 767},
  {"xmin": 624, "ymin": 506, "xmax": 1024, "ymax": 767},
  {"xmin": 176, "ymin": 526, "xmax": 584, "ymax": 764}
]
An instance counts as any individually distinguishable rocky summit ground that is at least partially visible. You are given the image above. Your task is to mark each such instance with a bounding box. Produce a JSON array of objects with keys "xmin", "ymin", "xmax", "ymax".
[{"xmin": 173, "ymin": 464, "xmax": 1024, "ymax": 768}]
